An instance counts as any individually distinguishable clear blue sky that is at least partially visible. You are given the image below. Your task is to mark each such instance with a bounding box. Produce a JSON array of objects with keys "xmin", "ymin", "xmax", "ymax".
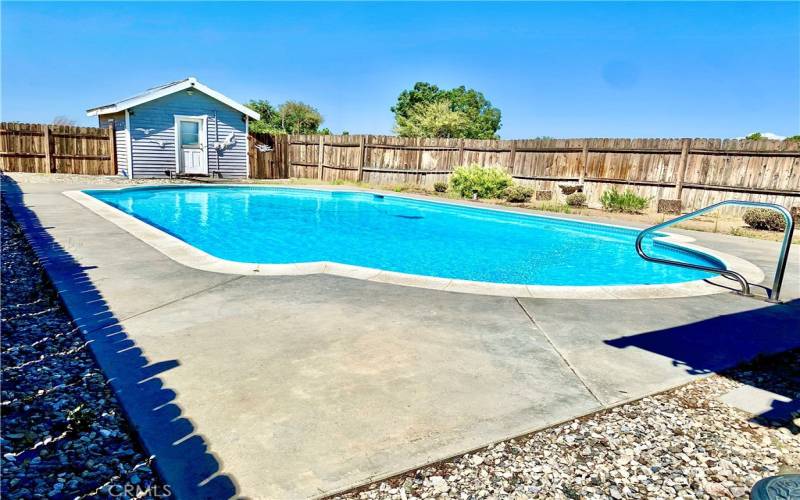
[{"xmin": 2, "ymin": 2, "xmax": 799, "ymax": 138}]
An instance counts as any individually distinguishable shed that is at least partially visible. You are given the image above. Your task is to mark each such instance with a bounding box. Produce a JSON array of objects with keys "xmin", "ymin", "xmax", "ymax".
[{"xmin": 86, "ymin": 77, "xmax": 260, "ymax": 178}]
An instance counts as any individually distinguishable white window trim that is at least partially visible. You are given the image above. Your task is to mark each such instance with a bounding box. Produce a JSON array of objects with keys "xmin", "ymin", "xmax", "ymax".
[
  {"xmin": 124, "ymin": 110, "xmax": 133, "ymax": 179},
  {"xmin": 173, "ymin": 114, "xmax": 208, "ymax": 175},
  {"xmin": 245, "ymin": 115, "xmax": 250, "ymax": 178}
]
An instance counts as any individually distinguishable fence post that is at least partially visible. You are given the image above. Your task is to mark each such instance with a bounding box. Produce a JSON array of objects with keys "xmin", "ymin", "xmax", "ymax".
[
  {"xmin": 107, "ymin": 122, "xmax": 118, "ymax": 175},
  {"xmin": 508, "ymin": 140, "xmax": 517, "ymax": 174},
  {"xmin": 45, "ymin": 125, "xmax": 56, "ymax": 173},
  {"xmin": 457, "ymin": 138, "xmax": 465, "ymax": 166},
  {"xmin": 579, "ymin": 141, "xmax": 589, "ymax": 184},
  {"xmin": 283, "ymin": 135, "xmax": 290, "ymax": 178},
  {"xmin": 415, "ymin": 138, "xmax": 424, "ymax": 185},
  {"xmin": 317, "ymin": 135, "xmax": 324, "ymax": 181},
  {"xmin": 674, "ymin": 138, "xmax": 691, "ymax": 199},
  {"xmin": 357, "ymin": 135, "xmax": 366, "ymax": 182}
]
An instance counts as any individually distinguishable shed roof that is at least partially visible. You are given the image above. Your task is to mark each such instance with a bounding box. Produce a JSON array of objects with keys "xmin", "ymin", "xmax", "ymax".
[{"xmin": 86, "ymin": 77, "xmax": 260, "ymax": 120}]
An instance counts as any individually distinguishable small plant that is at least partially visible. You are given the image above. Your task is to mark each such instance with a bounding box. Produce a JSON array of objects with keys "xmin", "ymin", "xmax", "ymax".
[
  {"xmin": 565, "ymin": 192, "xmax": 586, "ymax": 207},
  {"xmin": 536, "ymin": 202, "xmax": 572, "ymax": 214},
  {"xmin": 742, "ymin": 208, "xmax": 786, "ymax": 231},
  {"xmin": 502, "ymin": 184, "xmax": 534, "ymax": 203},
  {"xmin": 332, "ymin": 179, "xmax": 345, "ymax": 185},
  {"xmin": 745, "ymin": 132, "xmax": 764, "ymax": 141},
  {"xmin": 66, "ymin": 404, "xmax": 96, "ymax": 433},
  {"xmin": 433, "ymin": 181, "xmax": 448, "ymax": 193},
  {"xmin": 600, "ymin": 189, "xmax": 649, "ymax": 213},
  {"xmin": 449, "ymin": 164, "xmax": 512, "ymax": 199}
]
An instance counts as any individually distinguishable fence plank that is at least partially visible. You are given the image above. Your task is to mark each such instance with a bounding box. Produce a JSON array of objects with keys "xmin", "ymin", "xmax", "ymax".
[
  {"xmin": 317, "ymin": 135, "xmax": 324, "ymax": 180},
  {"xmin": 107, "ymin": 123, "xmax": 117, "ymax": 175},
  {"xmin": 45, "ymin": 126, "xmax": 56, "ymax": 173},
  {"xmin": 673, "ymin": 138, "xmax": 691, "ymax": 199},
  {"xmin": 357, "ymin": 135, "xmax": 366, "ymax": 182}
]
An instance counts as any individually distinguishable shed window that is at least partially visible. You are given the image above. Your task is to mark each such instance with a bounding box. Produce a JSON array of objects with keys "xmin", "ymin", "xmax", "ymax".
[{"xmin": 180, "ymin": 121, "xmax": 200, "ymax": 146}]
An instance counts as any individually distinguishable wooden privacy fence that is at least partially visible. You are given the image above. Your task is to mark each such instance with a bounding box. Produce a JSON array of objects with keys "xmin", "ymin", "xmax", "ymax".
[
  {"xmin": 252, "ymin": 134, "xmax": 800, "ymax": 212},
  {"xmin": 3, "ymin": 122, "xmax": 797, "ymax": 213},
  {"xmin": 0, "ymin": 122, "xmax": 116, "ymax": 175},
  {"xmin": 248, "ymin": 132, "xmax": 289, "ymax": 179}
]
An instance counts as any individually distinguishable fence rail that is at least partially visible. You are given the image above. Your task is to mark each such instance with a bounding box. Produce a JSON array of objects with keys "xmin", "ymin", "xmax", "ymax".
[
  {"xmin": 250, "ymin": 134, "xmax": 800, "ymax": 212},
  {"xmin": 0, "ymin": 122, "xmax": 116, "ymax": 175}
]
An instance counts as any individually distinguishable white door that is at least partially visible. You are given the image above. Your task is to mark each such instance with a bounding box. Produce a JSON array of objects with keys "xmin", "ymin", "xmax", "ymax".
[{"xmin": 178, "ymin": 118, "xmax": 207, "ymax": 174}]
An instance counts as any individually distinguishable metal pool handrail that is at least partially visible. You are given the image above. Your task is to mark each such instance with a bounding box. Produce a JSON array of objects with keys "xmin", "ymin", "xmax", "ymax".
[{"xmin": 635, "ymin": 200, "xmax": 795, "ymax": 302}]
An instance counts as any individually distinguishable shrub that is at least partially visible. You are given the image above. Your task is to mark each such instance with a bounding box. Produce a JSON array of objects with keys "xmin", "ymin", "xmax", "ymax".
[
  {"xmin": 745, "ymin": 132, "xmax": 764, "ymax": 141},
  {"xmin": 565, "ymin": 192, "xmax": 586, "ymax": 207},
  {"xmin": 600, "ymin": 189, "xmax": 649, "ymax": 213},
  {"xmin": 449, "ymin": 164, "xmax": 512, "ymax": 198},
  {"xmin": 433, "ymin": 181, "xmax": 448, "ymax": 193},
  {"xmin": 503, "ymin": 184, "xmax": 534, "ymax": 203},
  {"xmin": 785, "ymin": 135, "xmax": 800, "ymax": 143},
  {"xmin": 742, "ymin": 208, "xmax": 786, "ymax": 231}
]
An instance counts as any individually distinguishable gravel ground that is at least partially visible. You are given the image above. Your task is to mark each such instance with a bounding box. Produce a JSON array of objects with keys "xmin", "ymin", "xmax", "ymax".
[
  {"xmin": 1, "ymin": 201, "xmax": 163, "ymax": 499},
  {"xmin": 335, "ymin": 352, "xmax": 799, "ymax": 500}
]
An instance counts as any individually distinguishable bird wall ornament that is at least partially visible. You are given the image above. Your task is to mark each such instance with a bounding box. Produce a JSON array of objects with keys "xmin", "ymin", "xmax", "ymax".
[{"xmin": 214, "ymin": 132, "xmax": 237, "ymax": 151}]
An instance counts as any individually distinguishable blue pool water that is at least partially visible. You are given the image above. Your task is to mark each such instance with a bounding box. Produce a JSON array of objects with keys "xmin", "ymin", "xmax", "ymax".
[{"xmin": 86, "ymin": 186, "xmax": 722, "ymax": 286}]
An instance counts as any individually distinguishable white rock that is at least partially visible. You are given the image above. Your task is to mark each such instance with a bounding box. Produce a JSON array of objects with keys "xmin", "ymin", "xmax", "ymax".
[{"xmin": 429, "ymin": 476, "xmax": 449, "ymax": 493}]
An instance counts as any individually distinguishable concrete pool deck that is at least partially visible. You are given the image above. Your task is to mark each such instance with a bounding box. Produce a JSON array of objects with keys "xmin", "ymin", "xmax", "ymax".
[{"xmin": 3, "ymin": 175, "xmax": 799, "ymax": 499}]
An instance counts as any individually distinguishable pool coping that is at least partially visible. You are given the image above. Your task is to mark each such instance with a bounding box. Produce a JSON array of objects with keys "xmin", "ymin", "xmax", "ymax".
[{"xmin": 62, "ymin": 186, "xmax": 765, "ymax": 300}]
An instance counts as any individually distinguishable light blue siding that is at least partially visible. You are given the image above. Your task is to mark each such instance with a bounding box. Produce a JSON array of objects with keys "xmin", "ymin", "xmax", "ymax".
[
  {"xmin": 128, "ymin": 91, "xmax": 248, "ymax": 178},
  {"xmin": 97, "ymin": 112, "xmax": 129, "ymax": 177}
]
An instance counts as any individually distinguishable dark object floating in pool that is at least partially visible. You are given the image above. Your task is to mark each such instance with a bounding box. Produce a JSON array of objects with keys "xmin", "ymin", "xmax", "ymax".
[
  {"xmin": 750, "ymin": 474, "xmax": 800, "ymax": 500},
  {"xmin": 394, "ymin": 214, "xmax": 424, "ymax": 219},
  {"xmin": 374, "ymin": 194, "xmax": 385, "ymax": 199}
]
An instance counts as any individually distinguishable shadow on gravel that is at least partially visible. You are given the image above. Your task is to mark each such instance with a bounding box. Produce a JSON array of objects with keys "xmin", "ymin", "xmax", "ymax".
[
  {"xmin": 606, "ymin": 300, "xmax": 800, "ymax": 432},
  {"xmin": 1, "ymin": 176, "xmax": 238, "ymax": 498}
]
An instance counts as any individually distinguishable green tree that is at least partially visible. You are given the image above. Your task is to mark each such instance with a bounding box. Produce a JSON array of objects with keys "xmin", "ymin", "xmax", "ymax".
[
  {"xmin": 391, "ymin": 82, "xmax": 501, "ymax": 139},
  {"xmin": 394, "ymin": 100, "xmax": 469, "ymax": 138},
  {"xmin": 246, "ymin": 99, "xmax": 326, "ymax": 134},
  {"xmin": 52, "ymin": 115, "xmax": 77, "ymax": 126},
  {"xmin": 392, "ymin": 82, "xmax": 444, "ymax": 121},
  {"xmin": 279, "ymin": 101, "xmax": 324, "ymax": 134},
  {"xmin": 446, "ymin": 86, "xmax": 502, "ymax": 139},
  {"xmin": 785, "ymin": 135, "xmax": 800, "ymax": 142},
  {"xmin": 745, "ymin": 132, "xmax": 764, "ymax": 140},
  {"xmin": 246, "ymin": 100, "xmax": 282, "ymax": 134}
]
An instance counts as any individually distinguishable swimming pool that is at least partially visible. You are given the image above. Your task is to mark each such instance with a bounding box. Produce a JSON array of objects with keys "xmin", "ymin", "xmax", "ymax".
[{"xmin": 82, "ymin": 185, "xmax": 724, "ymax": 287}]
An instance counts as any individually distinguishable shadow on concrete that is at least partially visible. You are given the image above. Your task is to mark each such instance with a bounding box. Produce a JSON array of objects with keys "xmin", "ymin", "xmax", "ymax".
[
  {"xmin": 1, "ymin": 176, "xmax": 237, "ymax": 498},
  {"xmin": 605, "ymin": 299, "xmax": 800, "ymax": 432}
]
